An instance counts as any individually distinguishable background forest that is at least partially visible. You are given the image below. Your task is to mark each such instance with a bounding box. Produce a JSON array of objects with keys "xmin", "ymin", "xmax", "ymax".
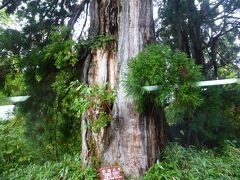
[{"xmin": 0, "ymin": 0, "xmax": 240, "ymax": 179}]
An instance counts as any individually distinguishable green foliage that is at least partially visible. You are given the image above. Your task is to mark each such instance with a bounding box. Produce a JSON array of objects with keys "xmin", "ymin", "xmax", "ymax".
[
  {"xmin": 170, "ymin": 83, "xmax": 240, "ymax": 146},
  {"xmin": 44, "ymin": 27, "xmax": 78, "ymax": 69},
  {"xmin": 77, "ymin": 34, "xmax": 114, "ymax": 50},
  {"xmin": 71, "ymin": 82, "xmax": 115, "ymax": 133},
  {"xmin": 3, "ymin": 26, "xmax": 82, "ymax": 160},
  {"xmin": 4, "ymin": 154, "xmax": 98, "ymax": 180},
  {"xmin": 71, "ymin": 82, "xmax": 115, "ymax": 116},
  {"xmin": 125, "ymin": 44, "xmax": 203, "ymax": 116},
  {"xmin": 0, "ymin": 118, "xmax": 98, "ymax": 179},
  {"xmin": 0, "ymin": 118, "xmax": 34, "ymax": 176},
  {"xmin": 144, "ymin": 142, "xmax": 240, "ymax": 179},
  {"xmin": 0, "ymin": 91, "xmax": 10, "ymax": 105},
  {"xmin": 92, "ymin": 112, "xmax": 111, "ymax": 133},
  {"xmin": 1, "ymin": 27, "xmax": 116, "ymax": 158},
  {"xmin": 189, "ymin": 85, "xmax": 240, "ymax": 145},
  {"xmin": 3, "ymin": 72, "xmax": 26, "ymax": 96},
  {"xmin": 90, "ymin": 34, "xmax": 114, "ymax": 49},
  {"xmin": 0, "ymin": 9, "xmax": 13, "ymax": 27}
]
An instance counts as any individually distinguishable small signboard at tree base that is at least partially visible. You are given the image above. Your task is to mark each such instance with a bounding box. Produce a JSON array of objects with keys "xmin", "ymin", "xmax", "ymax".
[{"xmin": 99, "ymin": 166, "xmax": 124, "ymax": 180}]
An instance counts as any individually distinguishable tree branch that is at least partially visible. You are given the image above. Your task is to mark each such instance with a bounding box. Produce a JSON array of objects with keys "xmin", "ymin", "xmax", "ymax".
[
  {"xmin": 214, "ymin": 24, "xmax": 240, "ymax": 41},
  {"xmin": 0, "ymin": 0, "xmax": 11, "ymax": 9},
  {"xmin": 67, "ymin": 0, "xmax": 90, "ymax": 30},
  {"xmin": 78, "ymin": 2, "xmax": 89, "ymax": 39},
  {"xmin": 213, "ymin": 15, "xmax": 240, "ymax": 22},
  {"xmin": 209, "ymin": 0, "xmax": 225, "ymax": 12},
  {"xmin": 42, "ymin": 0, "xmax": 59, "ymax": 20}
]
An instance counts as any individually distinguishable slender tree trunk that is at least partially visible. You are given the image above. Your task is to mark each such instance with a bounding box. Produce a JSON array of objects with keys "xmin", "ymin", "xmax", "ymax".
[
  {"xmin": 210, "ymin": 39, "xmax": 218, "ymax": 78},
  {"xmin": 172, "ymin": 0, "xmax": 183, "ymax": 50},
  {"xmin": 187, "ymin": 0, "xmax": 206, "ymax": 74},
  {"xmin": 81, "ymin": 0, "xmax": 166, "ymax": 177},
  {"xmin": 167, "ymin": 0, "xmax": 191, "ymax": 56}
]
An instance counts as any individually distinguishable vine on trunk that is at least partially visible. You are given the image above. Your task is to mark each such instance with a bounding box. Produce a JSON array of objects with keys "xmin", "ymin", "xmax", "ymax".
[{"xmin": 71, "ymin": 82, "xmax": 116, "ymax": 133}]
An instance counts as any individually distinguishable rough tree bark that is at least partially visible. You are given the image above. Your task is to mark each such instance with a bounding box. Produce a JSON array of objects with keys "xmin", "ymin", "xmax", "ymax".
[{"xmin": 81, "ymin": 0, "xmax": 166, "ymax": 177}]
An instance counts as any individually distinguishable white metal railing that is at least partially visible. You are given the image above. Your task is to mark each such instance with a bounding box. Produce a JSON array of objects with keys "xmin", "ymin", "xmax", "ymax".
[
  {"xmin": 143, "ymin": 78, "xmax": 240, "ymax": 91},
  {"xmin": 0, "ymin": 96, "xmax": 30, "ymax": 103}
]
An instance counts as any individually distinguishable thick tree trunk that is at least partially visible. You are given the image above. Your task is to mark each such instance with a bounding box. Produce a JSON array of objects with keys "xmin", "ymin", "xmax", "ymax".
[
  {"xmin": 81, "ymin": 0, "xmax": 119, "ymax": 168},
  {"xmin": 81, "ymin": 0, "xmax": 165, "ymax": 177}
]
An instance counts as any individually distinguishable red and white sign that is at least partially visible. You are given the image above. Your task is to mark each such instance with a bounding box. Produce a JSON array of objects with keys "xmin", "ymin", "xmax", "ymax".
[{"xmin": 99, "ymin": 166, "xmax": 124, "ymax": 180}]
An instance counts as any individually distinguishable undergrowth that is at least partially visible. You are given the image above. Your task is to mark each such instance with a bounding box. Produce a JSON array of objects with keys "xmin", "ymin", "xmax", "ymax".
[
  {"xmin": 144, "ymin": 142, "xmax": 240, "ymax": 179},
  {"xmin": 4, "ymin": 154, "xmax": 98, "ymax": 180},
  {"xmin": 0, "ymin": 118, "xmax": 98, "ymax": 179},
  {"xmin": 1, "ymin": 118, "xmax": 240, "ymax": 179}
]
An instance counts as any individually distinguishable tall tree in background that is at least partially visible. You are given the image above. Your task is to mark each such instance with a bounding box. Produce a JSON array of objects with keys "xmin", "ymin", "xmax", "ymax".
[
  {"xmin": 154, "ymin": 0, "xmax": 240, "ymax": 147},
  {"xmin": 157, "ymin": 0, "xmax": 240, "ymax": 78}
]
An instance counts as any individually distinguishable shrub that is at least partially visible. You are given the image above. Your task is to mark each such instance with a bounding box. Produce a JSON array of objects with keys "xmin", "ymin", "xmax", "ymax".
[
  {"xmin": 188, "ymin": 85, "xmax": 240, "ymax": 146},
  {"xmin": 70, "ymin": 82, "xmax": 115, "ymax": 133},
  {"xmin": 0, "ymin": 117, "xmax": 98, "ymax": 179},
  {"xmin": 0, "ymin": 118, "xmax": 34, "ymax": 177},
  {"xmin": 125, "ymin": 44, "xmax": 203, "ymax": 118}
]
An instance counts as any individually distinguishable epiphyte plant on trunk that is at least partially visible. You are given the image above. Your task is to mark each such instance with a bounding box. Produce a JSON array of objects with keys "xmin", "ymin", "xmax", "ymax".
[
  {"xmin": 71, "ymin": 82, "xmax": 116, "ymax": 134},
  {"xmin": 125, "ymin": 44, "xmax": 203, "ymax": 121}
]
